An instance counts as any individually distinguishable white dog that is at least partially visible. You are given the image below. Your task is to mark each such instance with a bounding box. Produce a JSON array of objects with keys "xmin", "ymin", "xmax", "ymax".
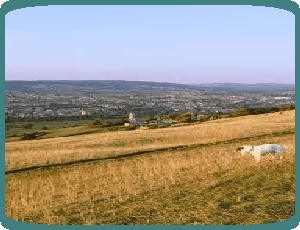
[{"xmin": 237, "ymin": 144, "xmax": 288, "ymax": 162}]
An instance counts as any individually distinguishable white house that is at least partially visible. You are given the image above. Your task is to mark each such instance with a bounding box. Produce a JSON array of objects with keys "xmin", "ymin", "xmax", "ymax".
[
  {"xmin": 274, "ymin": 97, "xmax": 292, "ymax": 100},
  {"xmin": 129, "ymin": 113, "xmax": 136, "ymax": 124},
  {"xmin": 129, "ymin": 113, "xmax": 134, "ymax": 121}
]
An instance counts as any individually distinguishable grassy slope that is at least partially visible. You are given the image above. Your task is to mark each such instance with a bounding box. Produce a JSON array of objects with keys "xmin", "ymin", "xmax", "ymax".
[
  {"xmin": 5, "ymin": 120, "xmax": 99, "ymax": 142},
  {"xmin": 5, "ymin": 110, "xmax": 295, "ymax": 224},
  {"xmin": 5, "ymin": 110, "xmax": 295, "ymax": 172}
]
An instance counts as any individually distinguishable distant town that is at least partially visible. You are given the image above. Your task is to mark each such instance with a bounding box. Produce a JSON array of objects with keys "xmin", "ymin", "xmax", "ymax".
[{"xmin": 5, "ymin": 81, "xmax": 295, "ymax": 124}]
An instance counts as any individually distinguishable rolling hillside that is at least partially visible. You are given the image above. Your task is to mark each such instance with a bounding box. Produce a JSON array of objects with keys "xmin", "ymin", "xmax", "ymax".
[
  {"xmin": 5, "ymin": 110, "xmax": 295, "ymax": 224},
  {"xmin": 5, "ymin": 110, "xmax": 295, "ymax": 173}
]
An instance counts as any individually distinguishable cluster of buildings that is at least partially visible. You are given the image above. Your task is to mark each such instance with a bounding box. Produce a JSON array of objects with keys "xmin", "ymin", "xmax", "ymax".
[
  {"xmin": 125, "ymin": 113, "xmax": 175, "ymax": 128},
  {"xmin": 5, "ymin": 88, "xmax": 295, "ymax": 123}
]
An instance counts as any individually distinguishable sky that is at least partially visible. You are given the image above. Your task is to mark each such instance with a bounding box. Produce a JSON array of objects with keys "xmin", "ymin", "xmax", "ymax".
[{"xmin": 5, "ymin": 5, "xmax": 295, "ymax": 84}]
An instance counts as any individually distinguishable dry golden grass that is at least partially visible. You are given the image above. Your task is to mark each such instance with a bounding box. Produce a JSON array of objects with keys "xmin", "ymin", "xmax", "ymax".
[
  {"xmin": 5, "ymin": 110, "xmax": 295, "ymax": 172},
  {"xmin": 5, "ymin": 110, "xmax": 295, "ymax": 224},
  {"xmin": 5, "ymin": 133, "xmax": 295, "ymax": 224}
]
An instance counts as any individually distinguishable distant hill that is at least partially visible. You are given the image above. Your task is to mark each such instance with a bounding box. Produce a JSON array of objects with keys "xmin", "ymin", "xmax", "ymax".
[
  {"xmin": 5, "ymin": 80, "xmax": 295, "ymax": 95},
  {"xmin": 188, "ymin": 83, "xmax": 295, "ymax": 94},
  {"xmin": 5, "ymin": 80, "xmax": 198, "ymax": 94}
]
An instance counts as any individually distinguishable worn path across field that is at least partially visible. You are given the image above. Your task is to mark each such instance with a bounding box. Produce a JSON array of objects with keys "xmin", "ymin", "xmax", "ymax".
[{"xmin": 5, "ymin": 128, "xmax": 295, "ymax": 174}]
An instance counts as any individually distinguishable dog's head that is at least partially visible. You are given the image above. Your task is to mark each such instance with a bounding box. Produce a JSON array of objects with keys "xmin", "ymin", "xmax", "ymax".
[
  {"xmin": 237, "ymin": 146, "xmax": 254, "ymax": 152},
  {"xmin": 236, "ymin": 147, "xmax": 243, "ymax": 151}
]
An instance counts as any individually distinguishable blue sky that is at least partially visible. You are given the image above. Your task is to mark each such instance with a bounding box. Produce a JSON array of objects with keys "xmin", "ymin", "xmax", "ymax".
[{"xmin": 5, "ymin": 5, "xmax": 295, "ymax": 84}]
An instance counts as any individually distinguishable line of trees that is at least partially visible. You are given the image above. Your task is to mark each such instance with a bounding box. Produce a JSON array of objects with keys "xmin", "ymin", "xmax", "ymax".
[
  {"xmin": 228, "ymin": 105, "xmax": 295, "ymax": 118},
  {"xmin": 5, "ymin": 104, "xmax": 295, "ymax": 126}
]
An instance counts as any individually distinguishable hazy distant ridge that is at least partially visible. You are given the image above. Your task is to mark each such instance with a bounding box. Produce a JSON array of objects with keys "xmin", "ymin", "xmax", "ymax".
[
  {"xmin": 188, "ymin": 83, "xmax": 295, "ymax": 94},
  {"xmin": 5, "ymin": 80, "xmax": 295, "ymax": 94}
]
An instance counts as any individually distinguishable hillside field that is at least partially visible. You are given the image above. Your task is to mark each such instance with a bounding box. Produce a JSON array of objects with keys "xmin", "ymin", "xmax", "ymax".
[{"xmin": 5, "ymin": 110, "xmax": 295, "ymax": 225}]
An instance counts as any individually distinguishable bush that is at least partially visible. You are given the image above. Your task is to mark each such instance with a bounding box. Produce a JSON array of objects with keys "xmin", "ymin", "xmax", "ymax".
[
  {"xmin": 231, "ymin": 109, "xmax": 251, "ymax": 117},
  {"xmin": 149, "ymin": 124, "xmax": 158, "ymax": 129},
  {"xmin": 21, "ymin": 132, "xmax": 46, "ymax": 140},
  {"xmin": 23, "ymin": 124, "xmax": 33, "ymax": 129},
  {"xmin": 128, "ymin": 125, "xmax": 137, "ymax": 130},
  {"xmin": 93, "ymin": 119, "xmax": 101, "ymax": 126},
  {"xmin": 175, "ymin": 112, "xmax": 194, "ymax": 123},
  {"xmin": 42, "ymin": 126, "xmax": 48, "ymax": 130},
  {"xmin": 92, "ymin": 118, "xmax": 125, "ymax": 127}
]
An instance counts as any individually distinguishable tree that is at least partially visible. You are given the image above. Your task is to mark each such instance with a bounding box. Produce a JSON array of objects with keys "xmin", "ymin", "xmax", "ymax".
[
  {"xmin": 23, "ymin": 124, "xmax": 33, "ymax": 129},
  {"xmin": 21, "ymin": 132, "xmax": 46, "ymax": 140}
]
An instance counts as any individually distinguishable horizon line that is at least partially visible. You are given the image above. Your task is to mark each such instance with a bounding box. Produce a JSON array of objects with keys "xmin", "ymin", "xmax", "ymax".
[{"xmin": 4, "ymin": 80, "xmax": 295, "ymax": 85}]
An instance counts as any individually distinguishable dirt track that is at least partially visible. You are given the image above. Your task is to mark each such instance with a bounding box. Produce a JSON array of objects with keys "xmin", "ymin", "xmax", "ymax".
[{"xmin": 5, "ymin": 127, "xmax": 295, "ymax": 175}]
